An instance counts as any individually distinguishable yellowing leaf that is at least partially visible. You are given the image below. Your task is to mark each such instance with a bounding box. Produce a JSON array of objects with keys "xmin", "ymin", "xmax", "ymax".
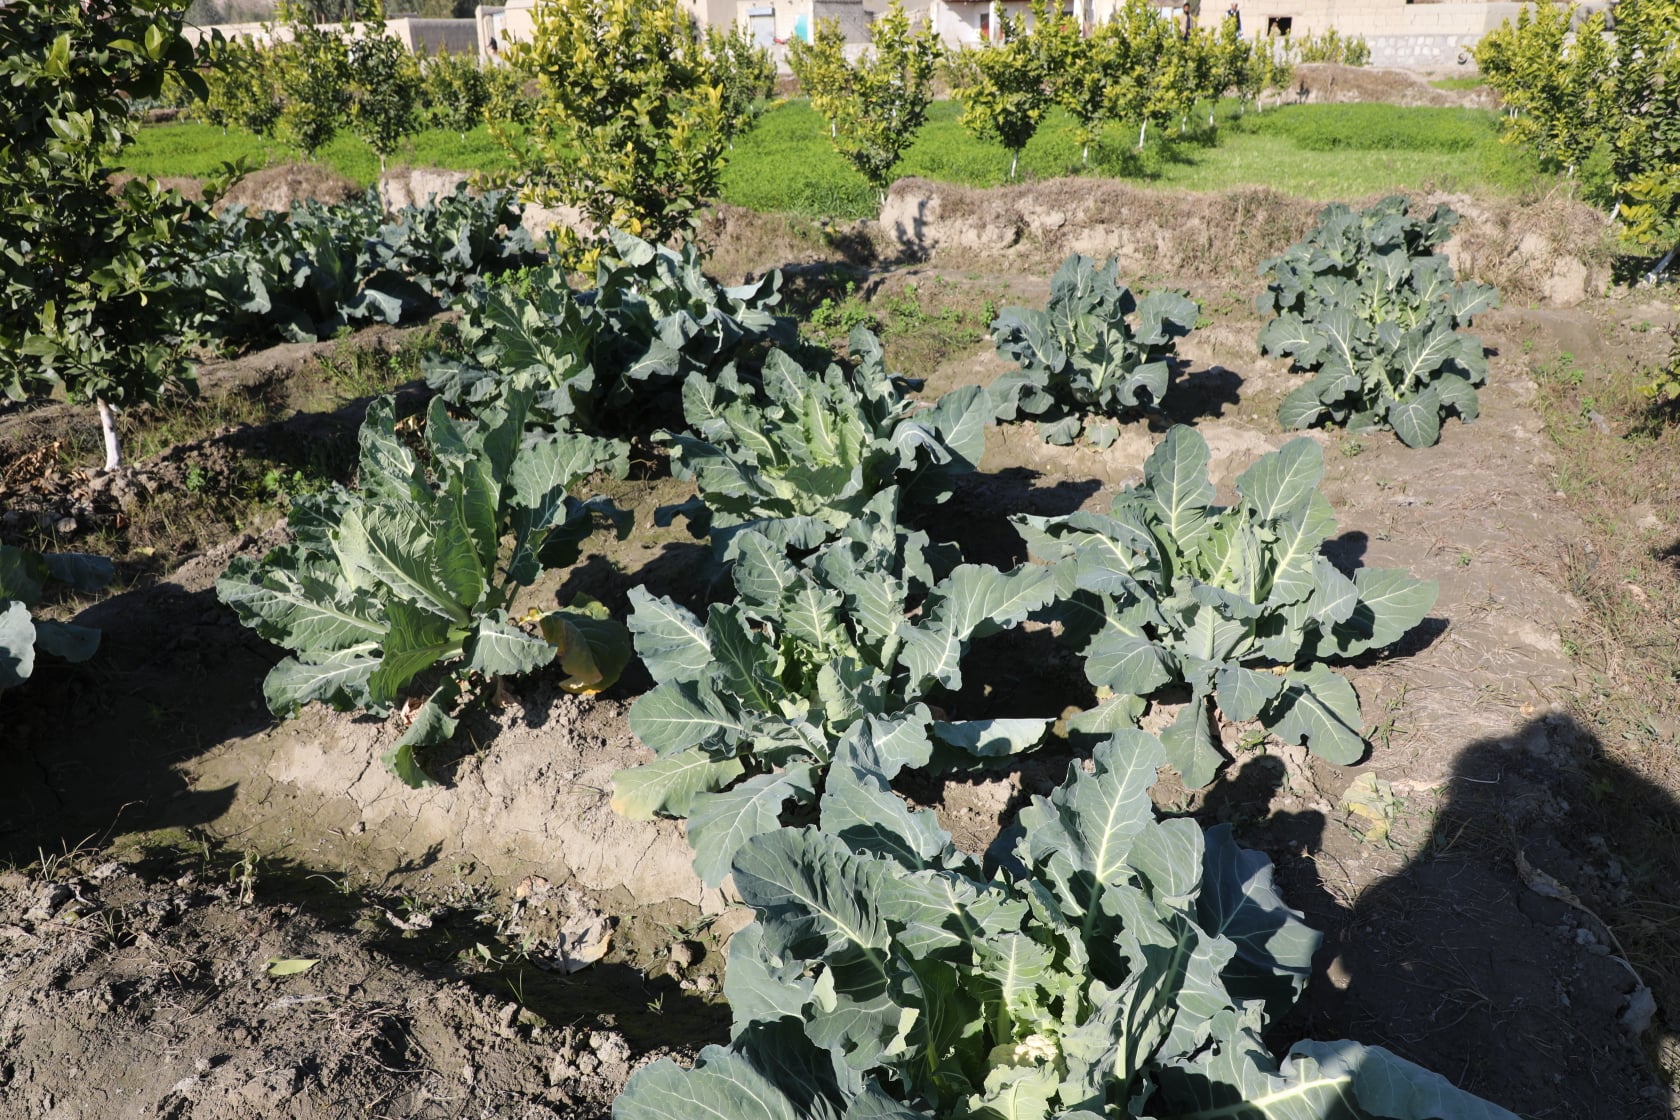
[
  {"xmin": 537, "ymin": 610, "xmax": 631, "ymax": 694},
  {"xmin": 1340, "ymin": 772, "xmax": 1400, "ymax": 844},
  {"xmin": 265, "ymin": 957, "xmax": 320, "ymax": 977}
]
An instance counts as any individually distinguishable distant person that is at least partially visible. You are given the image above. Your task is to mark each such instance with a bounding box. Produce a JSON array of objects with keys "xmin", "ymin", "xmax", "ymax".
[
  {"xmin": 1181, "ymin": 1, "xmax": 1193, "ymax": 40},
  {"xmin": 1227, "ymin": 1, "xmax": 1241, "ymax": 32}
]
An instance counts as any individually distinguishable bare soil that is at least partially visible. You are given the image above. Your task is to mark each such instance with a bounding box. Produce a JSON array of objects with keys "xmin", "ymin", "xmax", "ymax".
[
  {"xmin": 1275, "ymin": 63, "xmax": 1502, "ymax": 111},
  {"xmin": 3, "ymin": 180, "xmax": 1677, "ymax": 1119}
]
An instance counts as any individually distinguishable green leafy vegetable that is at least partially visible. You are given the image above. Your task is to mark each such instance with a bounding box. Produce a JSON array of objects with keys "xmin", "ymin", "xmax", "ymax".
[
  {"xmin": 180, "ymin": 185, "xmax": 539, "ymax": 347},
  {"xmin": 659, "ymin": 327, "xmax": 990, "ymax": 549},
  {"xmin": 617, "ymin": 726, "xmax": 1516, "ymax": 1120},
  {"xmin": 1258, "ymin": 196, "xmax": 1499, "ymax": 448},
  {"xmin": 618, "ymin": 491, "xmax": 1053, "ymax": 883},
  {"xmin": 991, "ymin": 253, "xmax": 1198, "ymax": 446},
  {"xmin": 426, "ymin": 227, "xmax": 791, "ymax": 435},
  {"xmin": 0, "ymin": 545, "xmax": 113, "ymax": 692},
  {"xmin": 1019, "ymin": 425, "xmax": 1437, "ymax": 786},
  {"xmin": 216, "ymin": 389, "xmax": 630, "ymax": 786}
]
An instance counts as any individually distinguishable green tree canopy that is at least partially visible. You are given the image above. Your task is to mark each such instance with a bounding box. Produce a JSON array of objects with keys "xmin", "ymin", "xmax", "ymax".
[
  {"xmin": 504, "ymin": 0, "xmax": 727, "ymax": 248},
  {"xmin": 0, "ymin": 0, "xmax": 218, "ymax": 469},
  {"xmin": 794, "ymin": 0, "xmax": 943, "ymax": 203},
  {"xmin": 950, "ymin": 2, "xmax": 1057, "ymax": 179}
]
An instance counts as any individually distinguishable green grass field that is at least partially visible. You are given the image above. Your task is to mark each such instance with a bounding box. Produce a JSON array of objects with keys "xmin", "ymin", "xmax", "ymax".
[
  {"xmin": 126, "ymin": 98, "xmax": 1547, "ymax": 217},
  {"xmin": 122, "ymin": 121, "xmax": 519, "ymax": 186}
]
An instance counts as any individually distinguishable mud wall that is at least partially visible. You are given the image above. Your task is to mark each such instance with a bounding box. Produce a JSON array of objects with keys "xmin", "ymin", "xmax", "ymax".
[{"xmin": 878, "ymin": 176, "xmax": 1615, "ymax": 308}]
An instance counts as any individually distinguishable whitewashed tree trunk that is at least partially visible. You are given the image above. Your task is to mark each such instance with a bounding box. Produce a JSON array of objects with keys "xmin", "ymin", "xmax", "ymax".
[
  {"xmin": 97, "ymin": 398, "xmax": 121, "ymax": 472},
  {"xmin": 1643, "ymin": 244, "xmax": 1677, "ymax": 287}
]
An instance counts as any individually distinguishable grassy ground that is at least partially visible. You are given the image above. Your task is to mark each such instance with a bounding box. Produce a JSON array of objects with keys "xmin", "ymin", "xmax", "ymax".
[
  {"xmin": 1427, "ymin": 76, "xmax": 1487, "ymax": 91},
  {"xmin": 722, "ymin": 99, "xmax": 1546, "ymax": 217},
  {"xmin": 127, "ymin": 98, "xmax": 1548, "ymax": 215},
  {"xmin": 1525, "ymin": 320, "xmax": 1680, "ymax": 1086},
  {"xmin": 122, "ymin": 121, "xmax": 519, "ymax": 186}
]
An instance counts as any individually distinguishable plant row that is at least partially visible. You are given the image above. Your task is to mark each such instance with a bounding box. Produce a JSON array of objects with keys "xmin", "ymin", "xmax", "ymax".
[
  {"xmin": 996, "ymin": 195, "xmax": 1497, "ymax": 450},
  {"xmin": 190, "ymin": 212, "xmax": 1514, "ymax": 1115},
  {"xmin": 0, "ymin": 177, "xmax": 1507, "ymax": 1110},
  {"xmin": 178, "ymin": 183, "xmax": 541, "ymax": 346},
  {"xmin": 201, "ymin": 18, "xmax": 534, "ymax": 164}
]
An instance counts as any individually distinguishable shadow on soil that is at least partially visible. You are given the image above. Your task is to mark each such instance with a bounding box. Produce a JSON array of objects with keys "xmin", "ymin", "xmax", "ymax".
[
  {"xmin": 0, "ymin": 579, "xmax": 276, "ymax": 864},
  {"xmin": 938, "ymin": 467, "xmax": 1104, "ymax": 569},
  {"xmin": 1164, "ymin": 362, "xmax": 1244, "ymax": 423},
  {"xmin": 1223, "ymin": 714, "xmax": 1679, "ymax": 1120},
  {"xmin": 130, "ymin": 841, "xmax": 730, "ymax": 1054}
]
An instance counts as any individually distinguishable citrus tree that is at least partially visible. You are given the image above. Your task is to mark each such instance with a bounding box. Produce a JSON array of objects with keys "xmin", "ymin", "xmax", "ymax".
[
  {"xmin": 787, "ymin": 18, "xmax": 849, "ymax": 137},
  {"xmin": 950, "ymin": 2, "xmax": 1056, "ymax": 180},
  {"xmin": 272, "ymin": 18, "xmax": 352, "ymax": 157},
  {"xmin": 1473, "ymin": 2, "xmax": 1608, "ymax": 180},
  {"xmin": 1164, "ymin": 24, "xmax": 1221, "ymax": 131},
  {"xmin": 347, "ymin": 25, "xmax": 423, "ymax": 169},
  {"xmin": 419, "ymin": 49, "xmax": 491, "ymax": 136},
  {"xmin": 0, "ymin": 0, "xmax": 216, "ymax": 470},
  {"xmin": 504, "ymin": 0, "xmax": 726, "ymax": 246},
  {"xmin": 203, "ymin": 32, "xmax": 283, "ymax": 136},
  {"xmin": 1605, "ymin": 0, "xmax": 1680, "ymax": 277},
  {"xmin": 1105, "ymin": 0, "xmax": 1181, "ymax": 150},
  {"xmin": 705, "ymin": 21, "xmax": 776, "ymax": 144},
  {"xmin": 797, "ymin": 0, "xmax": 943, "ymax": 203},
  {"xmin": 1037, "ymin": 3, "xmax": 1110, "ymax": 163},
  {"xmin": 1476, "ymin": 0, "xmax": 1680, "ymax": 276}
]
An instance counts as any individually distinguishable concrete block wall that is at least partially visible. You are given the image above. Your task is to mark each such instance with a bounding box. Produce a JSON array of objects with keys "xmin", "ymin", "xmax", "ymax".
[
  {"xmin": 1364, "ymin": 31, "xmax": 1479, "ymax": 66},
  {"xmin": 1228, "ymin": 1, "xmax": 1527, "ymax": 45},
  {"xmin": 386, "ymin": 18, "xmax": 479, "ymax": 54}
]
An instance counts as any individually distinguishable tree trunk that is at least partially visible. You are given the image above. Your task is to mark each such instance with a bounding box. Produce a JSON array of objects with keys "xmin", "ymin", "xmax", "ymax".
[
  {"xmin": 1644, "ymin": 244, "xmax": 1677, "ymax": 287},
  {"xmin": 97, "ymin": 398, "xmax": 121, "ymax": 472},
  {"xmin": 1137, "ymin": 121, "xmax": 1147, "ymax": 150},
  {"xmin": 1082, "ymin": 141, "xmax": 1089, "ymax": 165},
  {"xmin": 1009, "ymin": 150, "xmax": 1019, "ymax": 180}
]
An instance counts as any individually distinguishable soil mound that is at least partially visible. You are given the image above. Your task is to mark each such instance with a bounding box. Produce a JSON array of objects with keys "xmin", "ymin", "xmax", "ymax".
[
  {"xmin": 377, "ymin": 167, "xmax": 471, "ymax": 212},
  {"xmin": 183, "ymin": 685, "xmax": 727, "ymax": 918},
  {"xmin": 218, "ymin": 163, "xmax": 362, "ymax": 214},
  {"xmin": 880, "ymin": 177, "xmax": 1613, "ymax": 306},
  {"xmin": 1274, "ymin": 62, "xmax": 1501, "ymax": 110}
]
